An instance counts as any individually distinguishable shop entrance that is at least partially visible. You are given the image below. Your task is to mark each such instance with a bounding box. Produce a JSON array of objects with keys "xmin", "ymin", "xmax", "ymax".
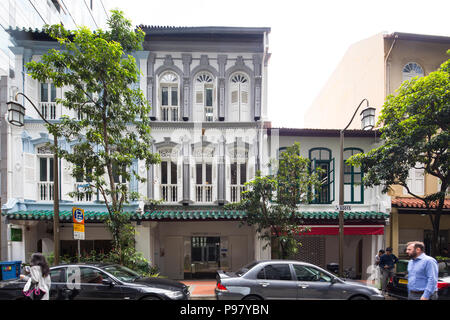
[{"xmin": 189, "ymin": 236, "xmax": 220, "ymax": 279}]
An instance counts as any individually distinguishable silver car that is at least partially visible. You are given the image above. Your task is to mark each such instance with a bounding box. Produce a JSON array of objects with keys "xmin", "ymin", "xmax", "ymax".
[{"xmin": 215, "ymin": 260, "xmax": 384, "ymax": 300}]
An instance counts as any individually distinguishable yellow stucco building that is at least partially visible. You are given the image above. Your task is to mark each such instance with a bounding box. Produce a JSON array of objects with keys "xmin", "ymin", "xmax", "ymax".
[{"xmin": 305, "ymin": 32, "xmax": 450, "ymax": 258}]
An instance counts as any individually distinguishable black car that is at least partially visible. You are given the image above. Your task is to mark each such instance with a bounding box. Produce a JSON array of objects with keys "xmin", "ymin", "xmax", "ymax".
[
  {"xmin": 0, "ymin": 263, "xmax": 190, "ymax": 300},
  {"xmin": 387, "ymin": 259, "xmax": 450, "ymax": 300}
]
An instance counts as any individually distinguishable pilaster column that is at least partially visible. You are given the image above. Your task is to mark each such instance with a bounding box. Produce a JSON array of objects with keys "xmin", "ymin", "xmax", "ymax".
[
  {"xmin": 147, "ymin": 53, "xmax": 156, "ymax": 119},
  {"xmin": 182, "ymin": 54, "xmax": 192, "ymax": 121},
  {"xmin": 147, "ymin": 139, "xmax": 156, "ymax": 200},
  {"xmin": 217, "ymin": 135, "xmax": 226, "ymax": 205},
  {"xmin": 217, "ymin": 55, "xmax": 227, "ymax": 121},
  {"xmin": 182, "ymin": 136, "xmax": 191, "ymax": 205},
  {"xmin": 253, "ymin": 54, "xmax": 263, "ymax": 121}
]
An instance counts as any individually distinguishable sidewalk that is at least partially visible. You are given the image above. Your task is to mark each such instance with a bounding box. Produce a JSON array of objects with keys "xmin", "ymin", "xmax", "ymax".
[{"xmin": 181, "ymin": 280, "xmax": 216, "ymax": 300}]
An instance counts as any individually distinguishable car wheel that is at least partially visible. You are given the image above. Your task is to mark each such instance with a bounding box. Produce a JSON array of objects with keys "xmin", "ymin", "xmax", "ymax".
[
  {"xmin": 141, "ymin": 295, "xmax": 162, "ymax": 300},
  {"xmin": 242, "ymin": 295, "xmax": 263, "ymax": 300},
  {"xmin": 349, "ymin": 295, "xmax": 369, "ymax": 300}
]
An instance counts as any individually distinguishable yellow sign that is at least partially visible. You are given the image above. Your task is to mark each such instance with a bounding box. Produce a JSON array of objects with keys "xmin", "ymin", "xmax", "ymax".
[{"xmin": 73, "ymin": 224, "xmax": 85, "ymax": 233}]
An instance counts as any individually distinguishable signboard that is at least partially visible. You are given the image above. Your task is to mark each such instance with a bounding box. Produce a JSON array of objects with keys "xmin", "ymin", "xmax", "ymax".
[
  {"xmin": 73, "ymin": 207, "xmax": 85, "ymax": 240},
  {"xmin": 335, "ymin": 205, "xmax": 352, "ymax": 211},
  {"xmin": 10, "ymin": 228, "xmax": 23, "ymax": 242}
]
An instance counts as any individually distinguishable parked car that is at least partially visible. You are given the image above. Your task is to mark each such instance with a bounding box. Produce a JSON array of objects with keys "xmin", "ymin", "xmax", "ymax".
[
  {"xmin": 215, "ymin": 260, "xmax": 384, "ymax": 300},
  {"xmin": 387, "ymin": 259, "xmax": 450, "ymax": 300},
  {"xmin": 0, "ymin": 263, "xmax": 190, "ymax": 300}
]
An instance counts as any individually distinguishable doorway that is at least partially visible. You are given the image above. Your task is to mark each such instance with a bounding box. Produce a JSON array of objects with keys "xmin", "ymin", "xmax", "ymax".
[{"xmin": 189, "ymin": 236, "xmax": 220, "ymax": 279}]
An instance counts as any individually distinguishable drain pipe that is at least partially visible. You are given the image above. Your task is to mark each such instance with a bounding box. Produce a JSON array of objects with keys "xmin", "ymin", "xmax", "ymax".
[{"xmin": 384, "ymin": 34, "xmax": 398, "ymax": 97}]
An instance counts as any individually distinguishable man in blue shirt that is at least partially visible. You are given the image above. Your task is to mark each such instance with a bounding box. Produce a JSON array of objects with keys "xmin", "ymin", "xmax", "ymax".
[
  {"xmin": 406, "ymin": 241, "xmax": 439, "ymax": 300},
  {"xmin": 379, "ymin": 247, "xmax": 398, "ymax": 294}
]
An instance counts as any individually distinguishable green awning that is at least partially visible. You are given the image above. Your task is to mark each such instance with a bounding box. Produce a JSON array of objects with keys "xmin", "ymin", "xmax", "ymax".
[{"xmin": 3, "ymin": 210, "xmax": 388, "ymax": 222}]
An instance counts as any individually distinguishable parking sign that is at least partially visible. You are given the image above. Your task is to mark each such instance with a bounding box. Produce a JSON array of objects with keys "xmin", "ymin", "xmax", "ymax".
[
  {"xmin": 73, "ymin": 207, "xmax": 85, "ymax": 240},
  {"xmin": 73, "ymin": 207, "xmax": 85, "ymax": 224}
]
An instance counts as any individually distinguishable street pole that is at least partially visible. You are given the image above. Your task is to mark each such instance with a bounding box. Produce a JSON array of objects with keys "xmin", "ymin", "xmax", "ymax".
[
  {"xmin": 338, "ymin": 98, "xmax": 373, "ymax": 278},
  {"xmin": 8, "ymin": 92, "xmax": 60, "ymax": 265},
  {"xmin": 339, "ymin": 131, "xmax": 345, "ymax": 277},
  {"xmin": 0, "ymin": 196, "xmax": 2, "ymax": 261},
  {"xmin": 53, "ymin": 134, "xmax": 60, "ymax": 265}
]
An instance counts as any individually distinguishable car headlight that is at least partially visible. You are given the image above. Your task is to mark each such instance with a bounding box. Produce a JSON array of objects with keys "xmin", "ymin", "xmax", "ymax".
[
  {"xmin": 165, "ymin": 290, "xmax": 184, "ymax": 299},
  {"xmin": 371, "ymin": 287, "xmax": 382, "ymax": 295}
]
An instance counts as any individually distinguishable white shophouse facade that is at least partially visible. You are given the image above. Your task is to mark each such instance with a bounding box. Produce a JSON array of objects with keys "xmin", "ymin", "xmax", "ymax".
[{"xmin": 1, "ymin": 26, "xmax": 390, "ymax": 280}]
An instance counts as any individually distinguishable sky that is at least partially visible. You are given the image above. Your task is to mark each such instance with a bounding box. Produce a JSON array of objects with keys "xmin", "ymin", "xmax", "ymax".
[{"xmin": 106, "ymin": 0, "xmax": 450, "ymax": 128}]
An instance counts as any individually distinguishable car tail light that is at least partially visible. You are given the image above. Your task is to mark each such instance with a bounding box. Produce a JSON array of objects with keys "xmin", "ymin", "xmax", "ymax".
[
  {"xmin": 216, "ymin": 282, "xmax": 228, "ymax": 292},
  {"xmin": 437, "ymin": 282, "xmax": 450, "ymax": 290}
]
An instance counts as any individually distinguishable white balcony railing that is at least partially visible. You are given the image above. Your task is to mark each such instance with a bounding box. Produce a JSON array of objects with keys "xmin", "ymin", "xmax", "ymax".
[
  {"xmin": 39, "ymin": 102, "xmax": 57, "ymax": 120},
  {"xmin": 204, "ymin": 107, "xmax": 213, "ymax": 122},
  {"xmin": 161, "ymin": 184, "xmax": 178, "ymax": 203},
  {"xmin": 38, "ymin": 182, "xmax": 54, "ymax": 201},
  {"xmin": 161, "ymin": 106, "xmax": 180, "ymax": 121},
  {"xmin": 196, "ymin": 184, "xmax": 213, "ymax": 203},
  {"xmin": 230, "ymin": 185, "xmax": 246, "ymax": 203},
  {"xmin": 75, "ymin": 183, "xmax": 93, "ymax": 202}
]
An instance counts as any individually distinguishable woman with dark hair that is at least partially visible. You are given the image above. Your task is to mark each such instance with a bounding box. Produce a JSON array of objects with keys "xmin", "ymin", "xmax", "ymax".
[{"xmin": 20, "ymin": 253, "xmax": 52, "ymax": 300}]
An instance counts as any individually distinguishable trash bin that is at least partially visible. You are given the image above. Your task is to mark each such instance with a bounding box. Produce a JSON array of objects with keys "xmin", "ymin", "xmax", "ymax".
[
  {"xmin": 327, "ymin": 263, "xmax": 339, "ymax": 274},
  {"xmin": 0, "ymin": 261, "xmax": 22, "ymax": 281}
]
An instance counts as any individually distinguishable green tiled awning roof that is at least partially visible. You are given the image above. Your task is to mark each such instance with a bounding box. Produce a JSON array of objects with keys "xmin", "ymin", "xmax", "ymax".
[
  {"xmin": 3, "ymin": 210, "xmax": 388, "ymax": 222},
  {"xmin": 142, "ymin": 210, "xmax": 246, "ymax": 221}
]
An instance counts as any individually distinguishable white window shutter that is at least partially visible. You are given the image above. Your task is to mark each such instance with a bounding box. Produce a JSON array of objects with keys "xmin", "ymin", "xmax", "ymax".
[
  {"xmin": 194, "ymin": 82, "xmax": 204, "ymax": 121},
  {"xmin": 23, "ymin": 153, "xmax": 36, "ymax": 199}
]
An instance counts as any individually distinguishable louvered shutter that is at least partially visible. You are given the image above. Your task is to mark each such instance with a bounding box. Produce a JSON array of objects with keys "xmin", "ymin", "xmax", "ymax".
[
  {"xmin": 23, "ymin": 153, "xmax": 37, "ymax": 200},
  {"xmin": 240, "ymin": 80, "xmax": 250, "ymax": 121},
  {"xmin": 194, "ymin": 81, "xmax": 204, "ymax": 121}
]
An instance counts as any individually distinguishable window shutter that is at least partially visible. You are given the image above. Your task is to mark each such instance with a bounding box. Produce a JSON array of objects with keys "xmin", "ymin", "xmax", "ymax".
[
  {"xmin": 23, "ymin": 153, "xmax": 37, "ymax": 200},
  {"xmin": 330, "ymin": 158, "xmax": 335, "ymax": 202},
  {"xmin": 414, "ymin": 168, "xmax": 424, "ymax": 195},
  {"xmin": 194, "ymin": 82, "xmax": 204, "ymax": 121}
]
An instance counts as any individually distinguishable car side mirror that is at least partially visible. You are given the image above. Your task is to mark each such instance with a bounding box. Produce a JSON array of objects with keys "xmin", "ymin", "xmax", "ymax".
[
  {"xmin": 102, "ymin": 279, "xmax": 114, "ymax": 287},
  {"xmin": 331, "ymin": 277, "xmax": 339, "ymax": 284}
]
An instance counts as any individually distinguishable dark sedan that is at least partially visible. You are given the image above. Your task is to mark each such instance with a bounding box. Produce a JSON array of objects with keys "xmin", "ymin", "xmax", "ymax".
[
  {"xmin": 215, "ymin": 260, "xmax": 384, "ymax": 300},
  {"xmin": 387, "ymin": 260, "xmax": 450, "ymax": 300},
  {"xmin": 0, "ymin": 263, "xmax": 190, "ymax": 300}
]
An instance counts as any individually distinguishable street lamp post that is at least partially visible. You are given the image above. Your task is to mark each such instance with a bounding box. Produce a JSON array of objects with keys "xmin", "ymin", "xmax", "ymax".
[
  {"xmin": 338, "ymin": 99, "xmax": 375, "ymax": 277},
  {"xmin": 7, "ymin": 93, "xmax": 60, "ymax": 265}
]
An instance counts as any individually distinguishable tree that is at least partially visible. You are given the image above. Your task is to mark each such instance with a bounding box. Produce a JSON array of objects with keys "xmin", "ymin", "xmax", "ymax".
[
  {"xmin": 227, "ymin": 143, "xmax": 323, "ymax": 259},
  {"xmin": 26, "ymin": 10, "xmax": 160, "ymax": 264},
  {"xmin": 348, "ymin": 52, "xmax": 450, "ymax": 257}
]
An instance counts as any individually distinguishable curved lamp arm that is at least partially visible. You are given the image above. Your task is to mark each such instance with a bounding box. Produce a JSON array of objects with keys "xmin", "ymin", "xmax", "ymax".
[
  {"xmin": 14, "ymin": 92, "xmax": 52, "ymax": 126},
  {"xmin": 342, "ymin": 98, "xmax": 369, "ymax": 132}
]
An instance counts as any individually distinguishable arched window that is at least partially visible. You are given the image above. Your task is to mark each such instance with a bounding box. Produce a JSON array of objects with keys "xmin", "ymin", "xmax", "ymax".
[
  {"xmin": 309, "ymin": 148, "xmax": 335, "ymax": 204},
  {"xmin": 194, "ymin": 72, "xmax": 215, "ymax": 122},
  {"xmin": 344, "ymin": 148, "xmax": 364, "ymax": 204},
  {"xmin": 159, "ymin": 71, "xmax": 179, "ymax": 121},
  {"xmin": 402, "ymin": 62, "xmax": 424, "ymax": 82},
  {"xmin": 229, "ymin": 73, "xmax": 250, "ymax": 122}
]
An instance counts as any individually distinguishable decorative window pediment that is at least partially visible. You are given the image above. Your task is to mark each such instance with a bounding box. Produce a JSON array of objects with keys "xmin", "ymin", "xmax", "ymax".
[
  {"xmin": 37, "ymin": 145, "xmax": 53, "ymax": 155},
  {"xmin": 160, "ymin": 72, "xmax": 178, "ymax": 83},
  {"xmin": 196, "ymin": 73, "xmax": 213, "ymax": 83}
]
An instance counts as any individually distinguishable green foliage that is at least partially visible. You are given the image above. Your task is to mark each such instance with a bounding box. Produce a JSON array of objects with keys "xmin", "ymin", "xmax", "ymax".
[
  {"xmin": 227, "ymin": 143, "xmax": 322, "ymax": 259},
  {"xmin": 348, "ymin": 53, "xmax": 450, "ymax": 256},
  {"xmin": 25, "ymin": 10, "xmax": 160, "ymax": 263}
]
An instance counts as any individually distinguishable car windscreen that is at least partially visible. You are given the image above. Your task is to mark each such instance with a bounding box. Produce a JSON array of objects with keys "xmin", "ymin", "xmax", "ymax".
[
  {"xmin": 438, "ymin": 261, "xmax": 449, "ymax": 278},
  {"xmin": 102, "ymin": 265, "xmax": 141, "ymax": 282},
  {"xmin": 236, "ymin": 261, "xmax": 259, "ymax": 277}
]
